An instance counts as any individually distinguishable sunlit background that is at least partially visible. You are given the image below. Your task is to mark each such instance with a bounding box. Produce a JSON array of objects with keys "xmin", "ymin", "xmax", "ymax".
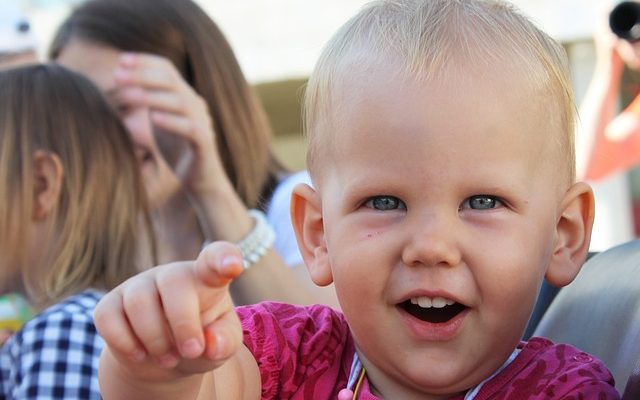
[
  {"xmin": 12, "ymin": 0, "xmax": 603, "ymax": 82},
  {"xmin": 7, "ymin": 0, "xmax": 637, "ymax": 251}
]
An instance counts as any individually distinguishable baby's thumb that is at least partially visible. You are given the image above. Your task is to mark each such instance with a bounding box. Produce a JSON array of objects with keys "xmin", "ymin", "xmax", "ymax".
[
  {"xmin": 196, "ymin": 241, "xmax": 244, "ymax": 289},
  {"xmin": 202, "ymin": 309, "xmax": 243, "ymax": 362}
]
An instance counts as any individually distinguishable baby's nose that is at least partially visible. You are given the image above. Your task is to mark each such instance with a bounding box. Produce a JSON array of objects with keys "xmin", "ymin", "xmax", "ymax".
[{"xmin": 401, "ymin": 214, "xmax": 462, "ymax": 268}]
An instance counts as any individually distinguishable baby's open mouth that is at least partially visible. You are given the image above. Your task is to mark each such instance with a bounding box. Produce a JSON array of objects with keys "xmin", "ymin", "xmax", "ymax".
[{"xmin": 400, "ymin": 296, "xmax": 468, "ymax": 323}]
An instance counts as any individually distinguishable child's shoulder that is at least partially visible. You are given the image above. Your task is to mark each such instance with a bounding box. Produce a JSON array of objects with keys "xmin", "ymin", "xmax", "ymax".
[
  {"xmin": 4, "ymin": 289, "xmax": 104, "ymax": 350},
  {"xmin": 520, "ymin": 337, "xmax": 614, "ymax": 377},
  {"xmin": 237, "ymin": 302, "xmax": 349, "ymax": 347},
  {"xmin": 1, "ymin": 289, "xmax": 105, "ymax": 399},
  {"xmin": 236, "ymin": 302, "xmax": 352, "ymax": 398},
  {"xmin": 480, "ymin": 337, "xmax": 619, "ymax": 399},
  {"xmin": 237, "ymin": 300, "xmax": 343, "ymax": 321},
  {"xmin": 15, "ymin": 289, "xmax": 103, "ymax": 334}
]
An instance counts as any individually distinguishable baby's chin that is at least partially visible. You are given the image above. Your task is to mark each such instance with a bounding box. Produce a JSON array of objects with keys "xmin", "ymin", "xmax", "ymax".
[
  {"xmin": 360, "ymin": 346, "xmax": 491, "ymax": 398},
  {"xmin": 380, "ymin": 367, "xmax": 480, "ymax": 399}
]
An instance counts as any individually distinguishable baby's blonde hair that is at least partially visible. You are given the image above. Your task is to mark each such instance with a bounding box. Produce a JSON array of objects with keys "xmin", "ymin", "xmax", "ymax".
[
  {"xmin": 0, "ymin": 64, "xmax": 155, "ymax": 309},
  {"xmin": 304, "ymin": 0, "xmax": 576, "ymax": 184}
]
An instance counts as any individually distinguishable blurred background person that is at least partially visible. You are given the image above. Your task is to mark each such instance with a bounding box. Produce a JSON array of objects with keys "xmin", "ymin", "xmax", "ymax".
[
  {"xmin": 574, "ymin": 0, "xmax": 639, "ymax": 252},
  {"xmin": 578, "ymin": 1, "xmax": 640, "ymax": 182},
  {"xmin": 0, "ymin": 64, "xmax": 155, "ymax": 398},
  {"xmin": 0, "ymin": 3, "xmax": 40, "ymax": 346},
  {"xmin": 50, "ymin": 0, "xmax": 338, "ymax": 307}
]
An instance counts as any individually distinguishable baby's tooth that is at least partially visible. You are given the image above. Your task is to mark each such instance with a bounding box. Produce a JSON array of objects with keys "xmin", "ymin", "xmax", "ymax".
[
  {"xmin": 417, "ymin": 297, "xmax": 432, "ymax": 308},
  {"xmin": 445, "ymin": 299, "xmax": 455, "ymax": 306},
  {"xmin": 431, "ymin": 297, "xmax": 447, "ymax": 308},
  {"xmin": 410, "ymin": 297, "xmax": 418, "ymax": 305}
]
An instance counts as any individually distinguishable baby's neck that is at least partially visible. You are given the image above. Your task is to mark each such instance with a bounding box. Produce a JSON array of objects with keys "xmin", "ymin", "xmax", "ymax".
[
  {"xmin": 368, "ymin": 375, "xmax": 464, "ymax": 400},
  {"xmin": 358, "ymin": 354, "xmax": 462, "ymax": 400},
  {"xmin": 359, "ymin": 346, "xmax": 520, "ymax": 400}
]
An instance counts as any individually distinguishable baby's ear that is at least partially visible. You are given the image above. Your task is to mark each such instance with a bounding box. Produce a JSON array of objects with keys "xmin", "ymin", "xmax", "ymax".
[
  {"xmin": 32, "ymin": 150, "xmax": 64, "ymax": 221},
  {"xmin": 545, "ymin": 182, "xmax": 595, "ymax": 287},
  {"xmin": 290, "ymin": 183, "xmax": 333, "ymax": 287}
]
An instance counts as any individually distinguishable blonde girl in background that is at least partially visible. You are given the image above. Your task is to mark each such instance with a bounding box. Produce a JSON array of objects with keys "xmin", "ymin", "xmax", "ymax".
[
  {"xmin": 0, "ymin": 64, "xmax": 155, "ymax": 399},
  {"xmin": 0, "ymin": 3, "xmax": 39, "ymax": 346}
]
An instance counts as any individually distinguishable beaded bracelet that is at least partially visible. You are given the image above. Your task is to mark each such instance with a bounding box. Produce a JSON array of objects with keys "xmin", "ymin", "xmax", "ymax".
[{"xmin": 236, "ymin": 209, "xmax": 276, "ymax": 269}]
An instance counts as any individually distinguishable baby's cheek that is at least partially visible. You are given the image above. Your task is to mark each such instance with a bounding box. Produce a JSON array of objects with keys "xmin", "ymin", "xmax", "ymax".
[{"xmin": 490, "ymin": 278, "xmax": 538, "ymax": 326}]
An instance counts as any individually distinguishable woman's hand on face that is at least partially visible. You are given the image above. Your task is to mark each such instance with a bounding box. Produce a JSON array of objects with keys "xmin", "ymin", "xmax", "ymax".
[{"xmin": 113, "ymin": 52, "xmax": 227, "ymax": 197}]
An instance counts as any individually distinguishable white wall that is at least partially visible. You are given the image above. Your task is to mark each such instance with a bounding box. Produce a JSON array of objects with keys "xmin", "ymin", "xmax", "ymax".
[
  {"xmin": 196, "ymin": 0, "xmax": 607, "ymax": 83},
  {"xmin": 23, "ymin": 0, "xmax": 607, "ymax": 82},
  {"xmin": 194, "ymin": 0, "xmax": 369, "ymax": 83},
  {"xmin": 512, "ymin": 0, "xmax": 608, "ymax": 42}
]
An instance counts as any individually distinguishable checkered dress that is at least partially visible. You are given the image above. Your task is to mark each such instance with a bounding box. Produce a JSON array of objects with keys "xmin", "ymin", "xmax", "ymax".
[{"xmin": 0, "ymin": 289, "xmax": 105, "ymax": 399}]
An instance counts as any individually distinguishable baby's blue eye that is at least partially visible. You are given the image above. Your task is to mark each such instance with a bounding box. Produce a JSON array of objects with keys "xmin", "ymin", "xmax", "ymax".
[
  {"xmin": 364, "ymin": 196, "xmax": 406, "ymax": 211},
  {"xmin": 462, "ymin": 195, "xmax": 502, "ymax": 210}
]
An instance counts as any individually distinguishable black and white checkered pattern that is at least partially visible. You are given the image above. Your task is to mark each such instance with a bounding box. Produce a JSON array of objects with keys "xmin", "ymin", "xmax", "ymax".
[{"xmin": 1, "ymin": 289, "xmax": 105, "ymax": 399}]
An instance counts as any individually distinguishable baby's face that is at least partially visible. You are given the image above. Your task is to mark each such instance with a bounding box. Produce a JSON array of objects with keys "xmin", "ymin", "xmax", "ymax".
[{"xmin": 317, "ymin": 67, "xmax": 567, "ymax": 397}]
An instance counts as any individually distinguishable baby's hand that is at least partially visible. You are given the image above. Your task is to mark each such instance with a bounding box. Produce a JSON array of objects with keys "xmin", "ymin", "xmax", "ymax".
[{"xmin": 94, "ymin": 241, "xmax": 244, "ymax": 381}]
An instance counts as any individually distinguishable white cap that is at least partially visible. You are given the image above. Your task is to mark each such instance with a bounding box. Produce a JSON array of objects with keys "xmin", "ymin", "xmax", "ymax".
[{"xmin": 0, "ymin": 5, "xmax": 37, "ymax": 54}]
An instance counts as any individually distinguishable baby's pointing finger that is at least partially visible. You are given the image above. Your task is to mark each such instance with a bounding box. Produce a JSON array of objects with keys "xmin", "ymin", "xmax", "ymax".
[
  {"xmin": 156, "ymin": 264, "xmax": 207, "ymax": 360},
  {"xmin": 196, "ymin": 241, "xmax": 244, "ymax": 290},
  {"xmin": 202, "ymin": 309, "xmax": 243, "ymax": 362},
  {"xmin": 154, "ymin": 244, "xmax": 242, "ymax": 360}
]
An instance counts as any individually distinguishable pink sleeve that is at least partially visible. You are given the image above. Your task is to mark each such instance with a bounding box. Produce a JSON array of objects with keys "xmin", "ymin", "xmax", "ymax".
[
  {"xmin": 236, "ymin": 302, "xmax": 351, "ymax": 399},
  {"xmin": 501, "ymin": 340, "xmax": 620, "ymax": 399},
  {"xmin": 558, "ymin": 379, "xmax": 620, "ymax": 399},
  {"xmin": 548, "ymin": 347, "xmax": 620, "ymax": 399},
  {"xmin": 480, "ymin": 338, "xmax": 620, "ymax": 399}
]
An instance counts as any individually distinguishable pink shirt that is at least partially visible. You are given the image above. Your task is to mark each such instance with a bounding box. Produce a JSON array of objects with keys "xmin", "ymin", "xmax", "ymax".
[{"xmin": 237, "ymin": 302, "xmax": 620, "ymax": 399}]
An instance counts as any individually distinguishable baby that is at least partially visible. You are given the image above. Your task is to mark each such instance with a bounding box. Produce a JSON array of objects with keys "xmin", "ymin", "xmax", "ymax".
[{"xmin": 94, "ymin": 0, "xmax": 620, "ymax": 398}]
